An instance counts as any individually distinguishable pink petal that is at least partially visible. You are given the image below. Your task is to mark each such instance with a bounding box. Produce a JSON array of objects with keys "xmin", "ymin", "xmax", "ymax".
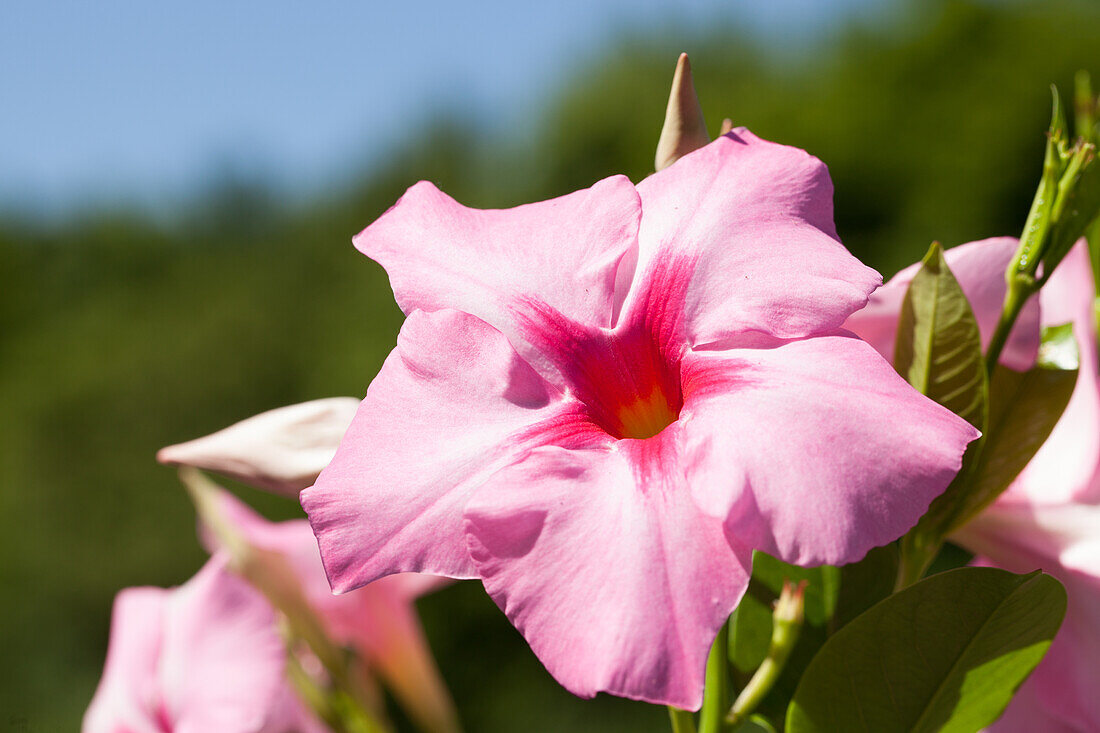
[
  {"xmin": 985, "ymin": 681, "xmax": 1079, "ymax": 733},
  {"xmin": 843, "ymin": 237, "xmax": 1042, "ymax": 371},
  {"xmin": 353, "ymin": 175, "xmax": 640, "ymax": 382},
  {"xmin": 956, "ymin": 502, "xmax": 1100, "ymax": 731},
  {"xmin": 301, "ymin": 308, "xmax": 598, "ymax": 592},
  {"xmin": 83, "ymin": 588, "xmax": 169, "ymax": 733},
  {"xmin": 157, "ymin": 397, "xmax": 359, "ymax": 496},
  {"xmin": 159, "ymin": 556, "xmax": 288, "ymax": 733},
  {"xmin": 681, "ymin": 333, "xmax": 978, "ymax": 566},
  {"xmin": 84, "ymin": 556, "xmax": 298, "ymax": 733},
  {"xmin": 1007, "ymin": 241, "xmax": 1100, "ymax": 505},
  {"xmin": 625, "ymin": 129, "xmax": 881, "ymax": 345},
  {"xmin": 464, "ymin": 433, "xmax": 752, "ymax": 710}
]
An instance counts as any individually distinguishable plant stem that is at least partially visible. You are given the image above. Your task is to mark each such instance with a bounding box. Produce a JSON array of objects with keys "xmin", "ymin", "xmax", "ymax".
[
  {"xmin": 668, "ymin": 707, "xmax": 697, "ymax": 733},
  {"xmin": 698, "ymin": 621, "xmax": 730, "ymax": 733},
  {"xmin": 983, "ymin": 280, "xmax": 1032, "ymax": 380},
  {"xmin": 726, "ymin": 582, "xmax": 805, "ymax": 729}
]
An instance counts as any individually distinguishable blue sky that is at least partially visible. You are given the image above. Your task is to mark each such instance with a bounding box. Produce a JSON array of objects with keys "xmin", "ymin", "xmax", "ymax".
[{"xmin": 1, "ymin": 1, "xmax": 878, "ymax": 212}]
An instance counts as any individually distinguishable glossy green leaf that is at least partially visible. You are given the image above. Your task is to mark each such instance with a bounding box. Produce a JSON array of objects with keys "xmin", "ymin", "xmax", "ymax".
[
  {"xmin": 833, "ymin": 544, "xmax": 899, "ymax": 630},
  {"xmin": 786, "ymin": 568, "xmax": 1066, "ymax": 733},
  {"xmin": 894, "ymin": 241, "xmax": 987, "ymax": 429}
]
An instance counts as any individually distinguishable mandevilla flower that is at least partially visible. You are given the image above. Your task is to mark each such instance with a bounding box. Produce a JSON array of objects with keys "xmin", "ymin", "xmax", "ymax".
[
  {"xmin": 846, "ymin": 239, "xmax": 1100, "ymax": 731},
  {"xmin": 83, "ymin": 554, "xmax": 326, "ymax": 733},
  {"xmin": 301, "ymin": 129, "xmax": 978, "ymax": 709}
]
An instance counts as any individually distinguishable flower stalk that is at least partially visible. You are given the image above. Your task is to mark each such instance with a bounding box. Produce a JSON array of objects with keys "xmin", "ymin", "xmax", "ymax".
[{"xmin": 725, "ymin": 581, "xmax": 806, "ymax": 729}]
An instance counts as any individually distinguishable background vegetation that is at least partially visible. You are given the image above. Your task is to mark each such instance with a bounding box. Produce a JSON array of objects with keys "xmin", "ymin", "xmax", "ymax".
[{"xmin": 4, "ymin": 0, "xmax": 1100, "ymax": 729}]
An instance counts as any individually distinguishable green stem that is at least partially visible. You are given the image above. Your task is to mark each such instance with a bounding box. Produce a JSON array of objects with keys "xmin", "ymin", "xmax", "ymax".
[
  {"xmin": 698, "ymin": 621, "xmax": 730, "ymax": 733},
  {"xmin": 726, "ymin": 582, "xmax": 805, "ymax": 728},
  {"xmin": 668, "ymin": 707, "xmax": 698, "ymax": 733},
  {"xmin": 286, "ymin": 647, "xmax": 390, "ymax": 733},
  {"xmin": 984, "ymin": 281, "xmax": 1031, "ymax": 381}
]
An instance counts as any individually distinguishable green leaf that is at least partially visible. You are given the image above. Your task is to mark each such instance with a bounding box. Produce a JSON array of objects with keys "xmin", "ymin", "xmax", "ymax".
[
  {"xmin": 833, "ymin": 544, "xmax": 899, "ymax": 630},
  {"xmin": 786, "ymin": 568, "xmax": 1066, "ymax": 733},
  {"xmin": 730, "ymin": 592, "xmax": 774, "ymax": 675},
  {"xmin": 946, "ymin": 326, "xmax": 1078, "ymax": 529},
  {"xmin": 894, "ymin": 241, "xmax": 987, "ymax": 429},
  {"xmin": 1051, "ymin": 83, "xmax": 1068, "ymax": 147}
]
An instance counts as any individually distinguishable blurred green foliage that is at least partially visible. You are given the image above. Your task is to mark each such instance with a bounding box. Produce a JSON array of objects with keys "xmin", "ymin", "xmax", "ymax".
[{"xmin": 3, "ymin": 1, "xmax": 1099, "ymax": 730}]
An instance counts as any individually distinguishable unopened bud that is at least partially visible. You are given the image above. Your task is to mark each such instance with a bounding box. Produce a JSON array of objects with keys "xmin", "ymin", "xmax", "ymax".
[
  {"xmin": 157, "ymin": 397, "xmax": 359, "ymax": 496},
  {"xmin": 655, "ymin": 53, "xmax": 710, "ymax": 171}
]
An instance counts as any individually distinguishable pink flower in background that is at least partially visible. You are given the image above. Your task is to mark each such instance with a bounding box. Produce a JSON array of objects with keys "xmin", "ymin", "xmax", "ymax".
[
  {"xmin": 846, "ymin": 239, "xmax": 1100, "ymax": 731},
  {"xmin": 83, "ymin": 554, "xmax": 325, "ymax": 733},
  {"xmin": 301, "ymin": 130, "xmax": 978, "ymax": 709},
  {"xmin": 154, "ymin": 401, "xmax": 458, "ymax": 731},
  {"xmin": 206, "ymin": 489, "xmax": 459, "ymax": 733},
  {"xmin": 158, "ymin": 397, "xmax": 359, "ymax": 496}
]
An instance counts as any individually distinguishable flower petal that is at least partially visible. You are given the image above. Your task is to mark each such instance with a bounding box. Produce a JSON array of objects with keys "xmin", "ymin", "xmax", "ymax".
[
  {"xmin": 83, "ymin": 588, "xmax": 169, "ymax": 733},
  {"xmin": 984, "ymin": 681, "xmax": 1079, "ymax": 733},
  {"xmin": 159, "ymin": 556, "xmax": 288, "ymax": 733},
  {"xmin": 464, "ymin": 433, "xmax": 752, "ymax": 710},
  {"xmin": 843, "ymin": 237, "xmax": 1041, "ymax": 371},
  {"xmin": 157, "ymin": 397, "xmax": 359, "ymax": 497},
  {"xmin": 302, "ymin": 308, "xmax": 595, "ymax": 592},
  {"xmin": 353, "ymin": 175, "xmax": 640, "ymax": 381},
  {"xmin": 625, "ymin": 129, "xmax": 881, "ymax": 344},
  {"xmin": 1008, "ymin": 241, "xmax": 1100, "ymax": 505},
  {"xmin": 682, "ymin": 333, "xmax": 978, "ymax": 566},
  {"xmin": 84, "ymin": 557, "xmax": 315, "ymax": 733}
]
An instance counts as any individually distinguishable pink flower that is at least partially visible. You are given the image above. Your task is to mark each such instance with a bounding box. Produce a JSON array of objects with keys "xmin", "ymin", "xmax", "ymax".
[
  {"xmin": 157, "ymin": 397, "xmax": 359, "ymax": 496},
  {"xmin": 846, "ymin": 239, "xmax": 1100, "ymax": 731},
  {"xmin": 83, "ymin": 554, "xmax": 325, "ymax": 733},
  {"xmin": 302, "ymin": 130, "xmax": 978, "ymax": 709},
  {"xmin": 205, "ymin": 488, "xmax": 459, "ymax": 733}
]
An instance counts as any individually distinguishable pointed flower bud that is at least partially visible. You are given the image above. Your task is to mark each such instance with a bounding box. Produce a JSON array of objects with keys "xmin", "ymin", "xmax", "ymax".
[
  {"xmin": 157, "ymin": 397, "xmax": 359, "ymax": 496},
  {"xmin": 655, "ymin": 53, "xmax": 710, "ymax": 171}
]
